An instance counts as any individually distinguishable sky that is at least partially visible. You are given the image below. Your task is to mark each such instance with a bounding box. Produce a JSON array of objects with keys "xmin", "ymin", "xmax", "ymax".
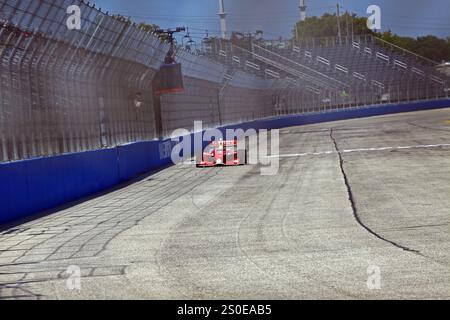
[{"xmin": 90, "ymin": 0, "xmax": 450, "ymax": 41}]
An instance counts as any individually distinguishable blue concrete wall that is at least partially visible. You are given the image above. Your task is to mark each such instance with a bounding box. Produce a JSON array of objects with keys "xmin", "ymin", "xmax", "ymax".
[
  {"xmin": 1, "ymin": 98, "xmax": 449, "ymax": 225},
  {"xmin": 117, "ymin": 141, "xmax": 171, "ymax": 181},
  {"xmin": 0, "ymin": 149, "xmax": 119, "ymax": 224},
  {"xmin": 252, "ymin": 99, "xmax": 450, "ymax": 130}
]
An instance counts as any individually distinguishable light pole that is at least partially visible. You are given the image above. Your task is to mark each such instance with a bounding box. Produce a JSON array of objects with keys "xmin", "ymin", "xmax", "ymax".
[
  {"xmin": 218, "ymin": 0, "xmax": 228, "ymax": 39},
  {"xmin": 299, "ymin": 0, "xmax": 307, "ymax": 21}
]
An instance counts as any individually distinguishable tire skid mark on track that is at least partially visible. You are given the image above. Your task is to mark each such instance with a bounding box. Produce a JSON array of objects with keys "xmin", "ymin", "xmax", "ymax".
[
  {"xmin": 407, "ymin": 121, "xmax": 450, "ymax": 133},
  {"xmin": 0, "ymin": 166, "xmax": 217, "ymax": 299},
  {"xmin": 2, "ymin": 166, "xmax": 200, "ymax": 265},
  {"xmin": 280, "ymin": 175, "xmax": 360, "ymax": 297},
  {"xmin": 153, "ymin": 133, "xmax": 304, "ymax": 298},
  {"xmin": 127, "ymin": 166, "xmax": 218, "ymax": 299},
  {"xmin": 235, "ymin": 131, "xmax": 357, "ymax": 298},
  {"xmin": 235, "ymin": 157, "xmax": 303, "ymax": 297},
  {"xmin": 236, "ymin": 165, "xmax": 295, "ymax": 298},
  {"xmin": 154, "ymin": 167, "xmax": 233, "ymax": 299},
  {"xmin": 161, "ymin": 162, "xmax": 297, "ymax": 298},
  {"xmin": 278, "ymin": 131, "xmax": 361, "ymax": 299}
]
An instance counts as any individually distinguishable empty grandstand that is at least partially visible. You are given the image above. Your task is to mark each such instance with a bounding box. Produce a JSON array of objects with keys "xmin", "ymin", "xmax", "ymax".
[{"xmin": 204, "ymin": 34, "xmax": 449, "ymax": 114}]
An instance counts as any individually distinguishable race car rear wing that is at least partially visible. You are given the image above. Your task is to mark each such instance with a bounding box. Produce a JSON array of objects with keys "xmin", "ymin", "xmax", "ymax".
[{"xmin": 211, "ymin": 140, "xmax": 237, "ymax": 146}]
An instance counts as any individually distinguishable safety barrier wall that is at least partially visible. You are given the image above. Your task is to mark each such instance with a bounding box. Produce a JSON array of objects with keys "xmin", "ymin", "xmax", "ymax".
[
  {"xmin": 255, "ymin": 98, "xmax": 450, "ymax": 130},
  {"xmin": 1, "ymin": 98, "xmax": 449, "ymax": 225},
  {"xmin": 0, "ymin": 0, "xmax": 276, "ymax": 164},
  {"xmin": 0, "ymin": 148, "xmax": 120, "ymax": 224},
  {"xmin": 0, "ymin": 0, "xmax": 168, "ymax": 162}
]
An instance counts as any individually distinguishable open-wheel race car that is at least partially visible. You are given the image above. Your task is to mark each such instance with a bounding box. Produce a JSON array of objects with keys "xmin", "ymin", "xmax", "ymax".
[{"xmin": 196, "ymin": 139, "xmax": 247, "ymax": 167}]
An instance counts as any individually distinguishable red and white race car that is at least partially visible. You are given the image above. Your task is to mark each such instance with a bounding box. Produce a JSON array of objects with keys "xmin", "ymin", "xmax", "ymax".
[{"xmin": 197, "ymin": 140, "xmax": 246, "ymax": 167}]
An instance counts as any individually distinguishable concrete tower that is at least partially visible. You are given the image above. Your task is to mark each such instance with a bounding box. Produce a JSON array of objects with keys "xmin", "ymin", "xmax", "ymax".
[
  {"xmin": 218, "ymin": 0, "xmax": 227, "ymax": 39},
  {"xmin": 299, "ymin": 0, "xmax": 307, "ymax": 21}
]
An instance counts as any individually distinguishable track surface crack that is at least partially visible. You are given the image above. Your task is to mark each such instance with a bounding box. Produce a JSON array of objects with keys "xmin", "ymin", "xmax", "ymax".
[{"xmin": 329, "ymin": 128, "xmax": 421, "ymax": 254}]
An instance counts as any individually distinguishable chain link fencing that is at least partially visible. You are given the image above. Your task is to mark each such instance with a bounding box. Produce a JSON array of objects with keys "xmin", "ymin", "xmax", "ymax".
[
  {"xmin": 0, "ymin": 0, "xmax": 279, "ymax": 163},
  {"xmin": 1, "ymin": 0, "xmax": 449, "ymax": 163}
]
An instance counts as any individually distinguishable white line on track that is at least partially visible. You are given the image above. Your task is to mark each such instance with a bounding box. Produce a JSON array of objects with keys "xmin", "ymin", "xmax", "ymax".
[{"xmin": 267, "ymin": 143, "xmax": 450, "ymax": 158}]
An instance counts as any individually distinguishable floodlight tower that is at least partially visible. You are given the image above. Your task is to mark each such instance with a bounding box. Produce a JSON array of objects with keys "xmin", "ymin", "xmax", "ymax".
[
  {"xmin": 299, "ymin": 0, "xmax": 307, "ymax": 21},
  {"xmin": 218, "ymin": 0, "xmax": 228, "ymax": 39}
]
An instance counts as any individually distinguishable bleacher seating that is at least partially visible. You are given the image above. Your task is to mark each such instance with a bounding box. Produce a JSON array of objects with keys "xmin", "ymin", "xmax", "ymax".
[{"xmin": 203, "ymin": 34, "xmax": 449, "ymax": 113}]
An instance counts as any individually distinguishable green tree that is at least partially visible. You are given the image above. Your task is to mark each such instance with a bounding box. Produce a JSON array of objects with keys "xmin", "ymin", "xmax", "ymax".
[
  {"xmin": 137, "ymin": 22, "xmax": 159, "ymax": 33},
  {"xmin": 293, "ymin": 13, "xmax": 374, "ymax": 41},
  {"xmin": 137, "ymin": 22, "xmax": 171, "ymax": 42},
  {"xmin": 377, "ymin": 32, "xmax": 450, "ymax": 62},
  {"xmin": 113, "ymin": 14, "xmax": 132, "ymax": 25},
  {"xmin": 292, "ymin": 12, "xmax": 450, "ymax": 62}
]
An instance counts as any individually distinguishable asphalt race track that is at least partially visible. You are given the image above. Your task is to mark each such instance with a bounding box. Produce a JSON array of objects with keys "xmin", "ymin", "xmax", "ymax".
[{"xmin": 1, "ymin": 108, "xmax": 450, "ymax": 299}]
